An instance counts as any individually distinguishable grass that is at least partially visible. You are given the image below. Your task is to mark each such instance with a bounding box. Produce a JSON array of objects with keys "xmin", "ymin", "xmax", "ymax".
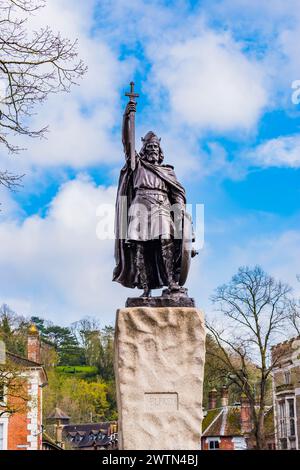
[{"xmin": 56, "ymin": 365, "xmax": 98, "ymax": 378}]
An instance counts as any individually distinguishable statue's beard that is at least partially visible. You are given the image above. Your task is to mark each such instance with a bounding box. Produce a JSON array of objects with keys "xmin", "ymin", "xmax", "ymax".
[{"xmin": 146, "ymin": 152, "xmax": 159, "ymax": 164}]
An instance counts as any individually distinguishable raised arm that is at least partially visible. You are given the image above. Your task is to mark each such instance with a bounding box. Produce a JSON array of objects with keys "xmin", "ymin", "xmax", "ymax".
[
  {"xmin": 122, "ymin": 82, "xmax": 139, "ymax": 170},
  {"xmin": 122, "ymin": 101, "xmax": 136, "ymax": 162}
]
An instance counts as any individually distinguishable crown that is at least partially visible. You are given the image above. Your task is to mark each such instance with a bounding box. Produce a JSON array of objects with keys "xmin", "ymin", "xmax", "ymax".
[{"xmin": 141, "ymin": 131, "xmax": 161, "ymax": 144}]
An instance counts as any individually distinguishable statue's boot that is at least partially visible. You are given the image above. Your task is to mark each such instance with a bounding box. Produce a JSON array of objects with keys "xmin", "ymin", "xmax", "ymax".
[
  {"xmin": 161, "ymin": 238, "xmax": 181, "ymax": 292},
  {"xmin": 140, "ymin": 287, "xmax": 152, "ymax": 298}
]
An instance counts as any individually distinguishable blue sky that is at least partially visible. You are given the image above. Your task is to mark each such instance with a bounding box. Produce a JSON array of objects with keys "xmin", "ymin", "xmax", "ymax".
[{"xmin": 0, "ymin": 0, "xmax": 300, "ymax": 326}]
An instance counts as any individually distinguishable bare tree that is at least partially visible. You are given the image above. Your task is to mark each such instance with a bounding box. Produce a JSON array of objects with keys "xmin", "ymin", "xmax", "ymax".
[
  {"xmin": 71, "ymin": 317, "xmax": 102, "ymax": 367},
  {"xmin": 0, "ymin": 355, "xmax": 29, "ymax": 418},
  {"xmin": 287, "ymin": 276, "xmax": 300, "ymax": 335},
  {"xmin": 0, "ymin": 0, "xmax": 86, "ymax": 188},
  {"xmin": 287, "ymin": 299, "xmax": 300, "ymax": 335},
  {"xmin": 207, "ymin": 265, "xmax": 292, "ymax": 449}
]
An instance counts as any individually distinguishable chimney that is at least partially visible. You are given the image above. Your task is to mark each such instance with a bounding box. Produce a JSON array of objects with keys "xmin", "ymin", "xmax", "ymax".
[
  {"xmin": 47, "ymin": 407, "xmax": 70, "ymax": 448},
  {"xmin": 221, "ymin": 385, "xmax": 229, "ymax": 407},
  {"xmin": 208, "ymin": 388, "xmax": 217, "ymax": 410},
  {"xmin": 240, "ymin": 393, "xmax": 252, "ymax": 434},
  {"xmin": 27, "ymin": 324, "xmax": 41, "ymax": 363}
]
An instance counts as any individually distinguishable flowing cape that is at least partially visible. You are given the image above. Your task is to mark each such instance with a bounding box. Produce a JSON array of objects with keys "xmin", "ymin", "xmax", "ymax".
[{"xmin": 113, "ymin": 158, "xmax": 186, "ymax": 289}]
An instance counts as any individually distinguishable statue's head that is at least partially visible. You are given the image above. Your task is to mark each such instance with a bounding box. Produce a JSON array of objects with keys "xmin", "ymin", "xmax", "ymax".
[{"xmin": 140, "ymin": 131, "xmax": 164, "ymax": 165}]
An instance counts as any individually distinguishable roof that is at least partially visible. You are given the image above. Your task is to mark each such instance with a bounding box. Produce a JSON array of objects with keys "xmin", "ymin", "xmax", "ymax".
[
  {"xmin": 271, "ymin": 335, "xmax": 300, "ymax": 351},
  {"xmin": 5, "ymin": 351, "xmax": 48, "ymax": 386},
  {"xmin": 47, "ymin": 407, "xmax": 71, "ymax": 421},
  {"xmin": 271, "ymin": 335, "xmax": 300, "ymax": 363},
  {"xmin": 42, "ymin": 432, "xmax": 64, "ymax": 450},
  {"xmin": 62, "ymin": 422, "xmax": 118, "ymax": 449},
  {"xmin": 202, "ymin": 406, "xmax": 274, "ymax": 438},
  {"xmin": 6, "ymin": 351, "xmax": 42, "ymax": 368}
]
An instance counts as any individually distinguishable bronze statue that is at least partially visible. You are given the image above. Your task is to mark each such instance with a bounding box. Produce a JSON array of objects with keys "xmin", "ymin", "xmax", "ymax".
[{"xmin": 113, "ymin": 83, "xmax": 196, "ymax": 301}]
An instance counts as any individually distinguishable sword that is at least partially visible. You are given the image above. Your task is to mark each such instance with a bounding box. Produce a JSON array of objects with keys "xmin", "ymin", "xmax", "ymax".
[{"xmin": 125, "ymin": 82, "xmax": 139, "ymax": 171}]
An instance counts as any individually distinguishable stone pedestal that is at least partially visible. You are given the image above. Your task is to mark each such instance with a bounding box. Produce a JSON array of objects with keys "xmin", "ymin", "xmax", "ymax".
[{"xmin": 114, "ymin": 307, "xmax": 206, "ymax": 450}]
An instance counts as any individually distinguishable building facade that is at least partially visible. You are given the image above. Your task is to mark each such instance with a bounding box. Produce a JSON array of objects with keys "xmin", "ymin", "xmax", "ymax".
[
  {"xmin": 201, "ymin": 387, "xmax": 275, "ymax": 450},
  {"xmin": 272, "ymin": 336, "xmax": 300, "ymax": 450},
  {"xmin": 0, "ymin": 325, "xmax": 47, "ymax": 450}
]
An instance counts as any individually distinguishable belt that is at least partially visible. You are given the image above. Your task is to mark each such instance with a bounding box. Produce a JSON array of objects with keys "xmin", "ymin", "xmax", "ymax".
[{"xmin": 135, "ymin": 188, "xmax": 168, "ymax": 195}]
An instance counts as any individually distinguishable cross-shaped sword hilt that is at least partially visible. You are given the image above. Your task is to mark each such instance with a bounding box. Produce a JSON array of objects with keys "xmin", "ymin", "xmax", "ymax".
[{"xmin": 125, "ymin": 81, "xmax": 139, "ymax": 103}]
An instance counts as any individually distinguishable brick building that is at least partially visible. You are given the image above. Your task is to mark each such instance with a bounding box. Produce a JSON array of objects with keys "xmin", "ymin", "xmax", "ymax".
[
  {"xmin": 272, "ymin": 336, "xmax": 300, "ymax": 450},
  {"xmin": 0, "ymin": 325, "xmax": 47, "ymax": 450},
  {"xmin": 201, "ymin": 387, "xmax": 275, "ymax": 450}
]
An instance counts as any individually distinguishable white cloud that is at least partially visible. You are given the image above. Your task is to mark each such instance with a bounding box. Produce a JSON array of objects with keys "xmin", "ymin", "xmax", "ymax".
[
  {"xmin": 248, "ymin": 135, "xmax": 300, "ymax": 168},
  {"xmin": 0, "ymin": 0, "xmax": 277, "ymax": 181},
  {"xmin": 147, "ymin": 30, "xmax": 268, "ymax": 133},
  {"xmin": 0, "ymin": 0, "xmax": 134, "ymax": 170},
  {"xmin": 0, "ymin": 176, "xmax": 128, "ymax": 325}
]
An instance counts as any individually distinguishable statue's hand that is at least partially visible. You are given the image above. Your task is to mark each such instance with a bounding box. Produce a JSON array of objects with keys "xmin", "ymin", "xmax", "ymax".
[{"xmin": 125, "ymin": 101, "xmax": 136, "ymax": 115}]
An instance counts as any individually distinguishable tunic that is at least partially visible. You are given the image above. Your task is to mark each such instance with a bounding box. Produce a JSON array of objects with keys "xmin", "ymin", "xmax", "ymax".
[{"xmin": 127, "ymin": 160, "xmax": 174, "ymax": 241}]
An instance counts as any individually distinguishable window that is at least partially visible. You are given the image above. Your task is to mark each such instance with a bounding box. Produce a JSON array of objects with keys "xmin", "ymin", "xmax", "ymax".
[
  {"xmin": 277, "ymin": 397, "xmax": 297, "ymax": 449},
  {"xmin": 208, "ymin": 439, "xmax": 220, "ymax": 450},
  {"xmin": 284, "ymin": 371, "xmax": 291, "ymax": 385},
  {"xmin": 278, "ymin": 401, "xmax": 286, "ymax": 438},
  {"xmin": 287, "ymin": 399, "xmax": 295, "ymax": 437}
]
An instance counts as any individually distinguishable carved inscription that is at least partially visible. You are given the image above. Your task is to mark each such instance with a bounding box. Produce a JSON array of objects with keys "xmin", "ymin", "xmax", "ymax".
[{"xmin": 144, "ymin": 393, "xmax": 178, "ymax": 412}]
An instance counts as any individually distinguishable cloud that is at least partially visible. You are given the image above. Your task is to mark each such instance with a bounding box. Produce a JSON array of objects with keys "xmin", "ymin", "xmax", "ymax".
[
  {"xmin": 148, "ymin": 31, "xmax": 268, "ymax": 133},
  {"xmin": 0, "ymin": 0, "xmax": 277, "ymax": 183},
  {"xmin": 202, "ymin": 0, "xmax": 300, "ymax": 94},
  {"xmin": 0, "ymin": 176, "xmax": 128, "ymax": 325},
  {"xmin": 0, "ymin": 0, "xmax": 134, "ymax": 171},
  {"xmin": 1, "ymin": 0, "xmax": 300, "ymax": 330},
  {"xmin": 247, "ymin": 135, "xmax": 300, "ymax": 168},
  {"xmin": 1, "ymin": 174, "xmax": 299, "ymax": 328}
]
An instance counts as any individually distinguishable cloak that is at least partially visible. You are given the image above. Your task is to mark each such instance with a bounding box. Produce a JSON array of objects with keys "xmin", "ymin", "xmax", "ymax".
[{"xmin": 112, "ymin": 157, "xmax": 186, "ymax": 289}]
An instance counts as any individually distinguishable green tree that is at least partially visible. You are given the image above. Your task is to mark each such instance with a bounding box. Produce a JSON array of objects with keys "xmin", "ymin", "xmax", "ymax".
[
  {"xmin": 43, "ymin": 370, "xmax": 110, "ymax": 423},
  {"xmin": 31, "ymin": 316, "xmax": 48, "ymax": 335},
  {"xmin": 71, "ymin": 317, "xmax": 102, "ymax": 367},
  {"xmin": 71, "ymin": 318, "xmax": 115, "ymax": 380},
  {"xmin": 44, "ymin": 325, "xmax": 84, "ymax": 365},
  {"xmin": 0, "ymin": 304, "xmax": 29, "ymax": 356}
]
